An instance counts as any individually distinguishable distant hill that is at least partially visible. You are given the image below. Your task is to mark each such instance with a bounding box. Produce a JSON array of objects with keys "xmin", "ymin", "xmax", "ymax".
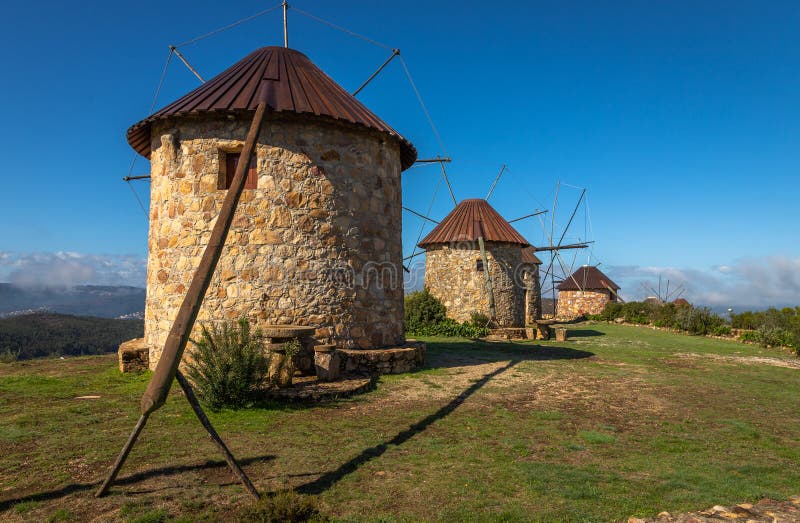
[
  {"xmin": 0, "ymin": 312, "xmax": 143, "ymax": 361},
  {"xmin": 0, "ymin": 284, "xmax": 145, "ymax": 318}
]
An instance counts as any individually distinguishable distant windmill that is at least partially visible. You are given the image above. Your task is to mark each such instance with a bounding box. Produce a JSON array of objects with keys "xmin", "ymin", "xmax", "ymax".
[{"xmin": 641, "ymin": 274, "xmax": 685, "ymax": 303}]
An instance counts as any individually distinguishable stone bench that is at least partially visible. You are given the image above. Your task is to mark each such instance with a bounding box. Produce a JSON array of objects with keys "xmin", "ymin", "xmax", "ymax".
[
  {"xmin": 338, "ymin": 342, "xmax": 426, "ymax": 376},
  {"xmin": 260, "ymin": 324, "xmax": 316, "ymax": 376}
]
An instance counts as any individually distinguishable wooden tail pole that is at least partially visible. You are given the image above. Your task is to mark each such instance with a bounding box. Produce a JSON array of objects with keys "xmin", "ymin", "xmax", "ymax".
[
  {"xmin": 476, "ymin": 220, "xmax": 497, "ymax": 322},
  {"xmin": 175, "ymin": 371, "xmax": 260, "ymax": 499},
  {"xmin": 98, "ymin": 86, "xmax": 270, "ymax": 498}
]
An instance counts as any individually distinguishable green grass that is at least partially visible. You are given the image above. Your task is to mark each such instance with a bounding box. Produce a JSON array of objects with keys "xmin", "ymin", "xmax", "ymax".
[{"xmin": 1, "ymin": 323, "xmax": 799, "ymax": 522}]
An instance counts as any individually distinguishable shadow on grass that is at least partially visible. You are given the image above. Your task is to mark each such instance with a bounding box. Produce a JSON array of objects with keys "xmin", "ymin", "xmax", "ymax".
[
  {"xmin": 421, "ymin": 339, "xmax": 594, "ymax": 371},
  {"xmin": 297, "ymin": 359, "xmax": 524, "ymax": 495},
  {"xmin": 566, "ymin": 329, "xmax": 606, "ymax": 338},
  {"xmin": 0, "ymin": 454, "xmax": 274, "ymax": 512}
]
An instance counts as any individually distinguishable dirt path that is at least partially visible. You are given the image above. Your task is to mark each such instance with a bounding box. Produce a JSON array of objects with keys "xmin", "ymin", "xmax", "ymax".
[{"xmin": 673, "ymin": 352, "xmax": 800, "ymax": 370}]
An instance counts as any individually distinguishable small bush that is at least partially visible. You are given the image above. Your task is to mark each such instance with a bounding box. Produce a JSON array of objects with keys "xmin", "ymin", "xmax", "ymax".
[
  {"xmin": 621, "ymin": 302, "xmax": 651, "ymax": 324},
  {"xmin": 674, "ymin": 306, "xmax": 725, "ymax": 335},
  {"xmin": 755, "ymin": 326, "xmax": 793, "ymax": 348},
  {"xmin": 739, "ymin": 331, "xmax": 759, "ymax": 343},
  {"xmin": 598, "ymin": 301, "xmax": 624, "ymax": 321},
  {"xmin": 469, "ymin": 311, "xmax": 491, "ymax": 327},
  {"xmin": 404, "ymin": 288, "xmax": 446, "ymax": 333},
  {"xmin": 411, "ymin": 318, "xmax": 490, "ymax": 338},
  {"xmin": 185, "ymin": 318, "xmax": 268, "ymax": 410},
  {"xmin": 237, "ymin": 490, "xmax": 326, "ymax": 522},
  {"xmin": 712, "ymin": 325, "xmax": 732, "ymax": 336}
]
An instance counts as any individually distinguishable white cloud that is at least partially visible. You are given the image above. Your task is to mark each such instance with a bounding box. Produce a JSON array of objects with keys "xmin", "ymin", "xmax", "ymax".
[
  {"xmin": 0, "ymin": 252, "xmax": 147, "ymax": 288},
  {"xmin": 604, "ymin": 256, "xmax": 800, "ymax": 309}
]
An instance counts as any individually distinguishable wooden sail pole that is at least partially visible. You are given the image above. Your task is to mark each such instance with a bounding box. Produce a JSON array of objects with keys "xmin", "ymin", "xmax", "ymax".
[{"xmin": 96, "ymin": 89, "xmax": 270, "ymax": 499}]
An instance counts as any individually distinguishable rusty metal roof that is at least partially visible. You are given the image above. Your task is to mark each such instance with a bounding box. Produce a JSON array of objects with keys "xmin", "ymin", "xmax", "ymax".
[
  {"xmin": 418, "ymin": 199, "xmax": 530, "ymax": 248},
  {"xmin": 521, "ymin": 247, "xmax": 542, "ymax": 265},
  {"xmin": 557, "ymin": 266, "xmax": 620, "ymax": 291},
  {"xmin": 127, "ymin": 46, "xmax": 417, "ymax": 170}
]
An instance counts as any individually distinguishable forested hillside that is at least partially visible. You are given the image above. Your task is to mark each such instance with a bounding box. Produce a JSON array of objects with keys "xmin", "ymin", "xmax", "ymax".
[{"xmin": 0, "ymin": 313, "xmax": 143, "ymax": 361}]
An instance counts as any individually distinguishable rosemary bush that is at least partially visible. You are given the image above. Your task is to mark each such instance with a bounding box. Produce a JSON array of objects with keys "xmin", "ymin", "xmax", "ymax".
[{"xmin": 185, "ymin": 318, "xmax": 267, "ymax": 410}]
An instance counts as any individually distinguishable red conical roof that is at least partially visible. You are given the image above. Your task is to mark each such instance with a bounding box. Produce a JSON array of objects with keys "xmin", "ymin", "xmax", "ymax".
[
  {"xmin": 127, "ymin": 46, "xmax": 417, "ymax": 169},
  {"xmin": 557, "ymin": 266, "xmax": 620, "ymax": 291},
  {"xmin": 418, "ymin": 199, "xmax": 529, "ymax": 248}
]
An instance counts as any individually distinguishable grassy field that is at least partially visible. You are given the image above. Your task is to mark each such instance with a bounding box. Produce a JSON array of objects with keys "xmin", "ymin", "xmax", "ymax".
[{"xmin": 1, "ymin": 323, "xmax": 799, "ymax": 522}]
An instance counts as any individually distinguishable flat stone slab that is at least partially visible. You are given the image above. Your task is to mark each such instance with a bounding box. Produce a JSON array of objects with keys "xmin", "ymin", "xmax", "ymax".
[
  {"xmin": 489, "ymin": 328, "xmax": 528, "ymax": 340},
  {"xmin": 261, "ymin": 375, "xmax": 375, "ymax": 403},
  {"xmin": 118, "ymin": 338, "xmax": 149, "ymax": 373},
  {"xmin": 259, "ymin": 325, "xmax": 316, "ymax": 338},
  {"xmin": 338, "ymin": 342, "xmax": 426, "ymax": 376}
]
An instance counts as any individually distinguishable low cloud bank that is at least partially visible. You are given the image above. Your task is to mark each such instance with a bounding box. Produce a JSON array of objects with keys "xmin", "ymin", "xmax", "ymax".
[
  {"xmin": 0, "ymin": 251, "xmax": 146, "ymax": 288},
  {"xmin": 606, "ymin": 256, "xmax": 800, "ymax": 310}
]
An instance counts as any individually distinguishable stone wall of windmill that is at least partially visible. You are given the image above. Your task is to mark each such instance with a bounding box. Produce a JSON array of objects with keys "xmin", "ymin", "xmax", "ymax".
[
  {"xmin": 418, "ymin": 199, "xmax": 531, "ymax": 328},
  {"xmin": 423, "ymin": 242, "xmax": 525, "ymax": 326},
  {"xmin": 144, "ymin": 116, "xmax": 407, "ymax": 365}
]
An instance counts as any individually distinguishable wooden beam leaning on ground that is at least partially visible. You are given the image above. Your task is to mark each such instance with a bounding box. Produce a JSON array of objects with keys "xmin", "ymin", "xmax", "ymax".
[{"xmin": 96, "ymin": 82, "xmax": 272, "ymax": 500}]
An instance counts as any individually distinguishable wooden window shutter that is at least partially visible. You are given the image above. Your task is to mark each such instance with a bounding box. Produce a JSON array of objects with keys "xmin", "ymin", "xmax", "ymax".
[{"xmin": 223, "ymin": 153, "xmax": 257, "ymax": 190}]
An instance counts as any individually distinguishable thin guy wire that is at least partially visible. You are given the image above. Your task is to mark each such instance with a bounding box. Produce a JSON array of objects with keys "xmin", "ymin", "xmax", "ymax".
[
  {"xmin": 127, "ymin": 181, "xmax": 149, "ymax": 220},
  {"xmin": 174, "ymin": 4, "xmax": 283, "ymax": 48},
  {"xmin": 124, "ymin": 47, "xmax": 175, "ymax": 217},
  {"xmin": 291, "ymin": 7, "xmax": 394, "ymax": 50},
  {"xmin": 406, "ymin": 174, "xmax": 443, "ymax": 265},
  {"xmin": 149, "ymin": 48, "xmax": 175, "ymax": 113},
  {"xmin": 398, "ymin": 55, "xmax": 448, "ymax": 157}
]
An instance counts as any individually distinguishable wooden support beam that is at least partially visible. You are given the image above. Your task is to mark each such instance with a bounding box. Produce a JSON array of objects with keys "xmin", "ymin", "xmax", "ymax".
[
  {"xmin": 175, "ymin": 371, "xmax": 260, "ymax": 499},
  {"xmin": 97, "ymin": 89, "xmax": 271, "ymax": 498},
  {"xmin": 414, "ymin": 157, "xmax": 452, "ymax": 164},
  {"xmin": 532, "ymin": 241, "xmax": 593, "ymax": 252}
]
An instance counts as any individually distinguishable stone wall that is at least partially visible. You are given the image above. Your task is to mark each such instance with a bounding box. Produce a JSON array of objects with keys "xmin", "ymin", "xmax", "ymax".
[
  {"xmin": 144, "ymin": 113, "xmax": 405, "ymax": 369},
  {"xmin": 556, "ymin": 289, "xmax": 612, "ymax": 318},
  {"xmin": 423, "ymin": 243, "xmax": 525, "ymax": 327}
]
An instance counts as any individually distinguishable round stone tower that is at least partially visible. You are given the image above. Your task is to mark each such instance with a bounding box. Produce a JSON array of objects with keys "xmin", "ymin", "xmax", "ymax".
[
  {"xmin": 418, "ymin": 199, "xmax": 529, "ymax": 327},
  {"xmin": 126, "ymin": 46, "xmax": 417, "ymax": 368}
]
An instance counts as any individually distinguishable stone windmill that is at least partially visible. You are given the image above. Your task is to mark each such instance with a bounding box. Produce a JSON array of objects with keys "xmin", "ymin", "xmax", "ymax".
[
  {"xmin": 417, "ymin": 199, "xmax": 532, "ymax": 328},
  {"xmin": 101, "ymin": 42, "xmax": 424, "ymax": 498},
  {"xmin": 128, "ymin": 45, "xmax": 418, "ymax": 367}
]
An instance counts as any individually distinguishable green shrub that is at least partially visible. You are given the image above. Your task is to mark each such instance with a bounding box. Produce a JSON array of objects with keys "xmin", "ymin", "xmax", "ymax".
[
  {"xmin": 755, "ymin": 326, "xmax": 794, "ymax": 348},
  {"xmin": 598, "ymin": 301, "xmax": 624, "ymax": 321},
  {"xmin": 404, "ymin": 288, "xmax": 446, "ymax": 333},
  {"xmin": 237, "ymin": 490, "xmax": 327, "ymax": 522},
  {"xmin": 674, "ymin": 306, "xmax": 725, "ymax": 335},
  {"xmin": 712, "ymin": 325, "xmax": 732, "ymax": 336},
  {"xmin": 469, "ymin": 311, "xmax": 491, "ymax": 327},
  {"xmin": 731, "ymin": 307, "xmax": 800, "ymax": 352},
  {"xmin": 739, "ymin": 331, "xmax": 759, "ymax": 343},
  {"xmin": 621, "ymin": 302, "xmax": 651, "ymax": 324},
  {"xmin": 185, "ymin": 318, "xmax": 268, "ymax": 410},
  {"xmin": 409, "ymin": 318, "xmax": 490, "ymax": 338}
]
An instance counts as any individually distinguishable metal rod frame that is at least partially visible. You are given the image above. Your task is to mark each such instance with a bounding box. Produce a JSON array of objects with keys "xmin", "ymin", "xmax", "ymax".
[
  {"xmin": 507, "ymin": 209, "xmax": 547, "ymax": 223},
  {"xmin": 353, "ymin": 49, "xmax": 400, "ymax": 96},
  {"xmin": 170, "ymin": 46, "xmax": 206, "ymax": 83},
  {"xmin": 402, "ymin": 206, "xmax": 439, "ymax": 224}
]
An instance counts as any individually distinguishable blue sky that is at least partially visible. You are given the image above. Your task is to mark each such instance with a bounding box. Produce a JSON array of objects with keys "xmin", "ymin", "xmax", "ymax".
[{"xmin": 1, "ymin": 1, "xmax": 798, "ymax": 308}]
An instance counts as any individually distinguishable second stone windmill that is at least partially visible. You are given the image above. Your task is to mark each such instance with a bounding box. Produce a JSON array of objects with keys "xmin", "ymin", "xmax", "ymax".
[{"xmin": 417, "ymin": 199, "xmax": 542, "ymax": 328}]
